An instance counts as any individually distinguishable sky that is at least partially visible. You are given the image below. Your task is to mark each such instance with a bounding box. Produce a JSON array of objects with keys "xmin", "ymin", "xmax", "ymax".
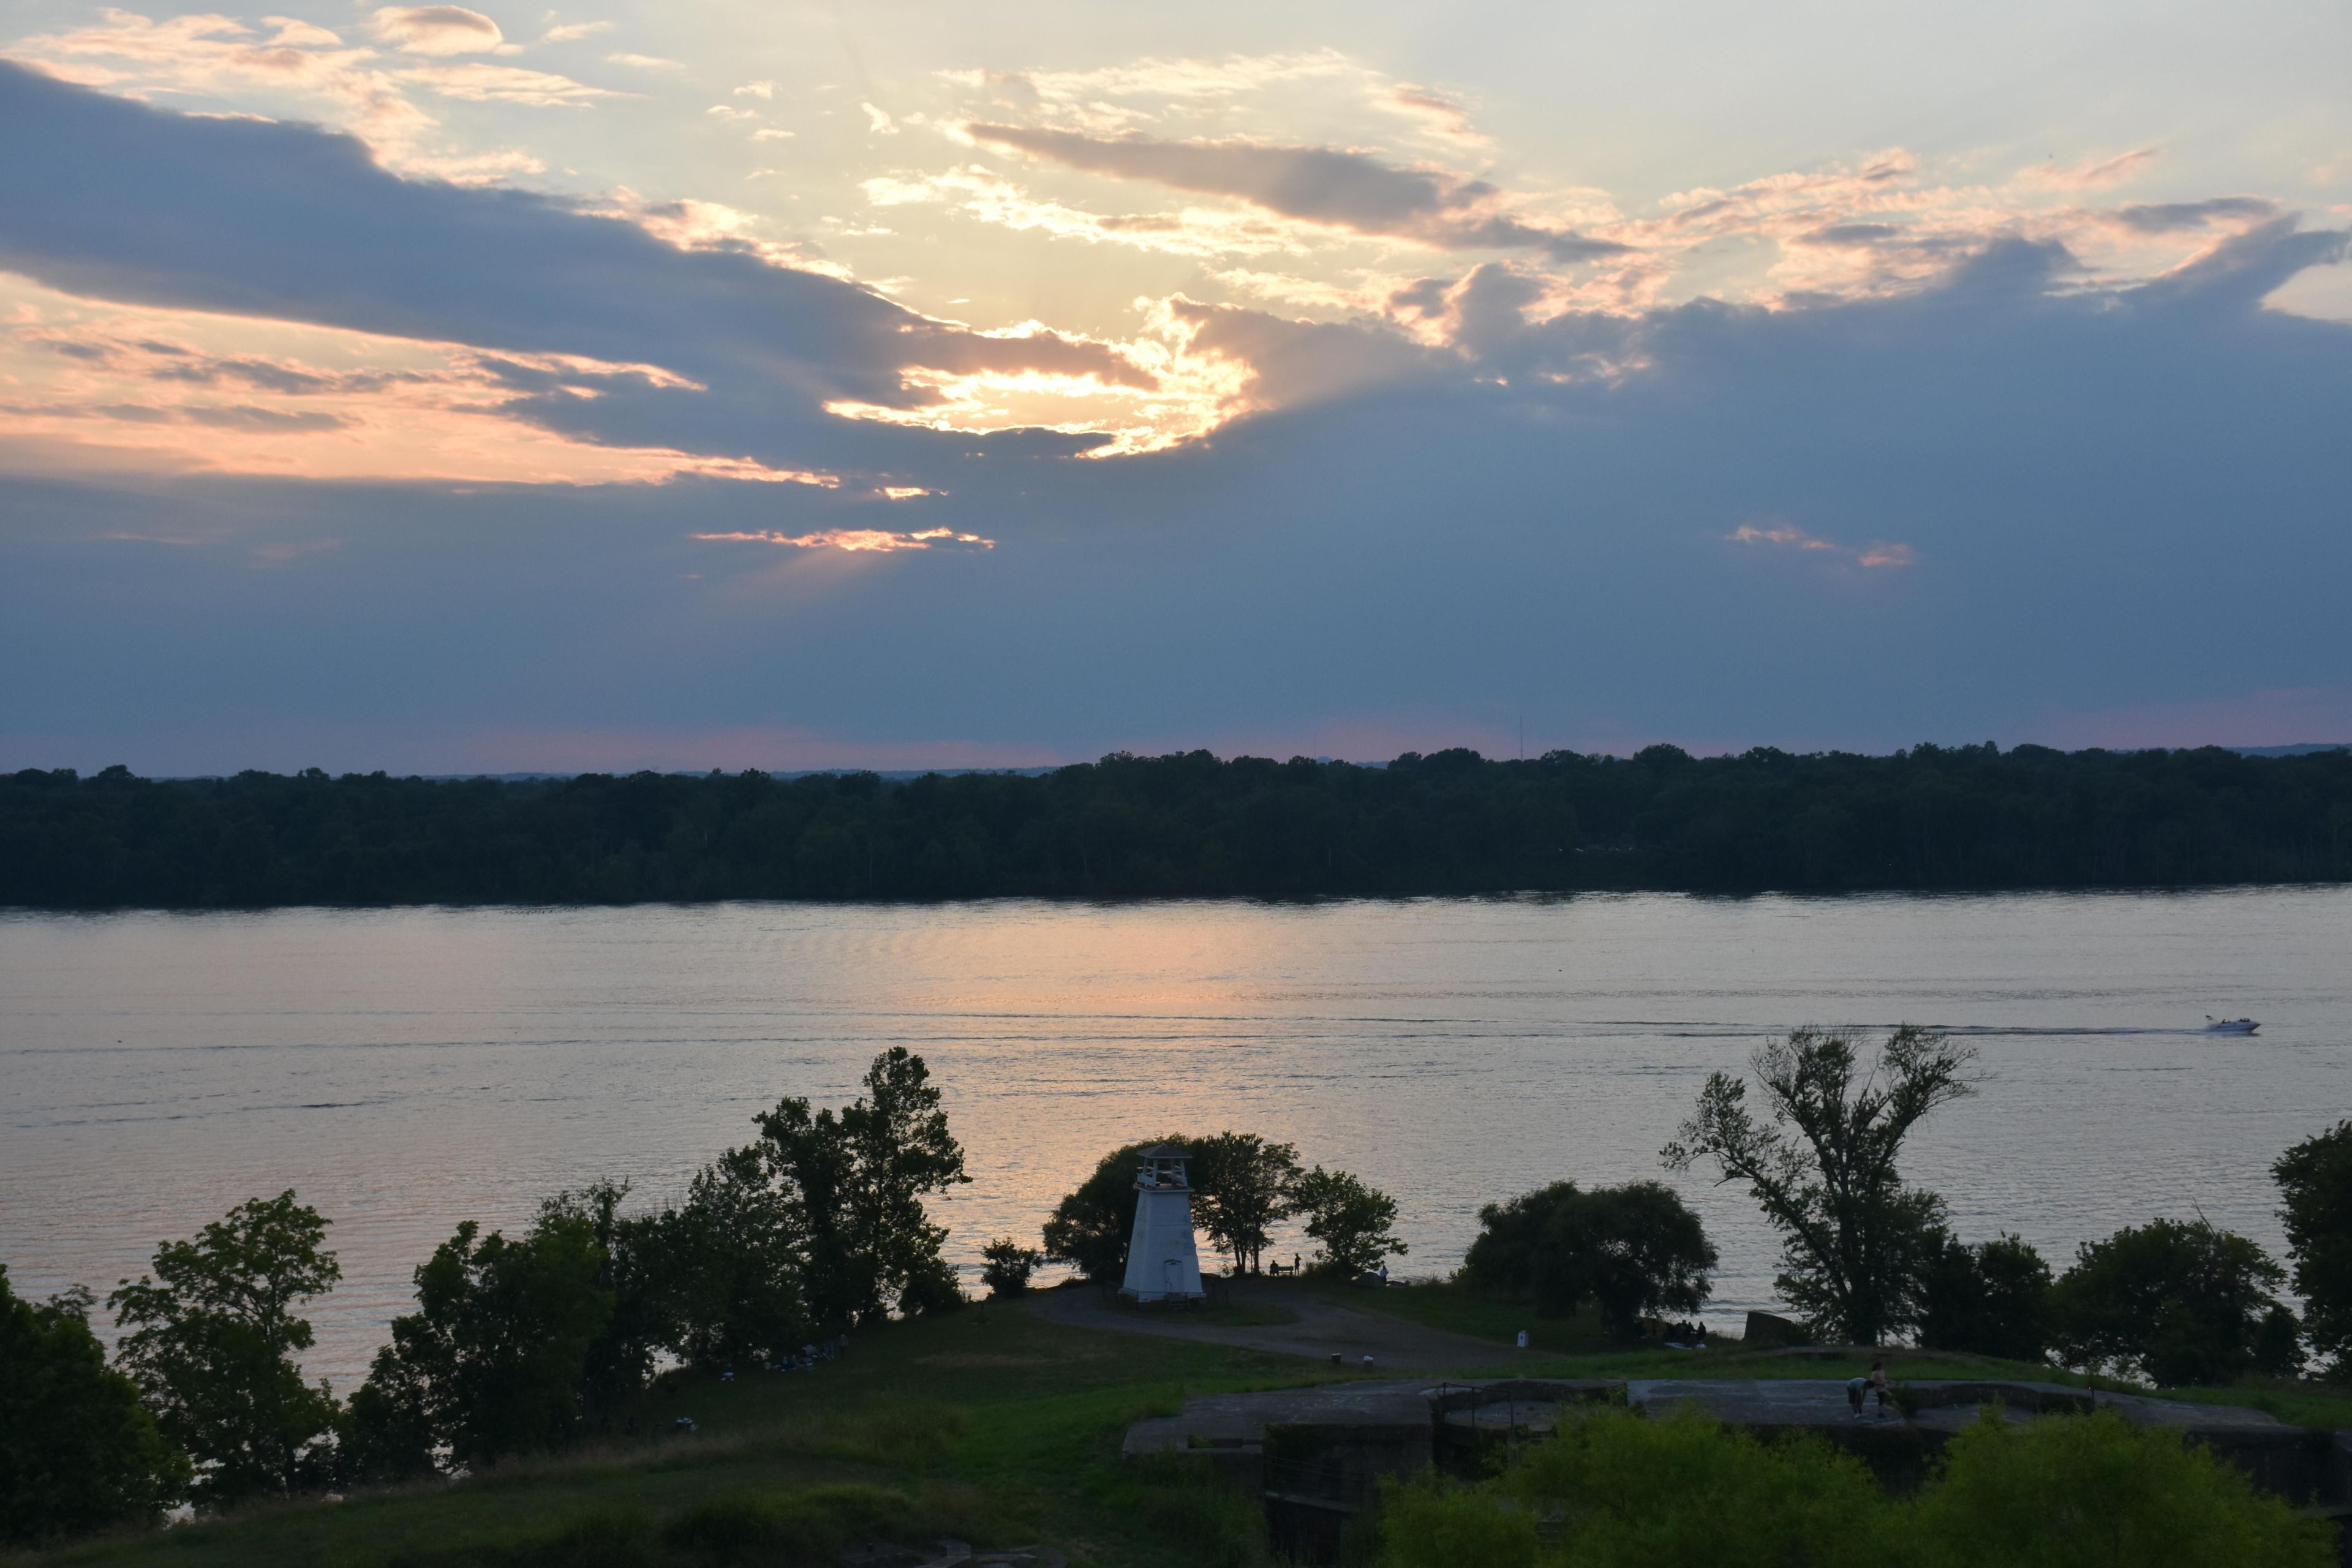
[{"xmin": 2, "ymin": 1, "xmax": 2349, "ymax": 773}]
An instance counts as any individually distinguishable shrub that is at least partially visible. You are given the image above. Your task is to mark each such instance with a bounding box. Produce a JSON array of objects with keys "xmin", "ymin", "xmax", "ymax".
[
  {"xmin": 1918, "ymin": 1232, "xmax": 2051, "ymax": 1362},
  {"xmin": 981, "ymin": 1238, "xmax": 1042, "ymax": 1297},
  {"xmin": 0, "ymin": 1268, "xmax": 187, "ymax": 1545},
  {"xmin": 2048, "ymin": 1218, "xmax": 2299, "ymax": 1385},
  {"xmin": 1461, "ymin": 1181, "xmax": 1716, "ymax": 1336},
  {"xmin": 1375, "ymin": 1480, "xmax": 1539, "ymax": 1568},
  {"xmin": 2274, "ymin": 1119, "xmax": 2352, "ymax": 1371},
  {"xmin": 1906, "ymin": 1406, "xmax": 2332, "ymax": 1567}
]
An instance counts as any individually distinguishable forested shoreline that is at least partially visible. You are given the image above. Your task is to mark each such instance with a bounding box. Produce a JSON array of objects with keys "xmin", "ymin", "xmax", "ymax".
[{"xmin": 4, "ymin": 743, "xmax": 2350, "ymax": 908}]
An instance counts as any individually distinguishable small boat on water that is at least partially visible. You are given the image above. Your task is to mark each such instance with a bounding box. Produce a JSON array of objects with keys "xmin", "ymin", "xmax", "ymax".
[{"xmin": 2204, "ymin": 1016, "xmax": 2261, "ymax": 1035}]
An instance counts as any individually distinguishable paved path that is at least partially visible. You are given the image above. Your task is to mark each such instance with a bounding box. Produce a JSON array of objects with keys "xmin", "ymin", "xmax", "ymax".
[{"xmin": 1024, "ymin": 1278, "xmax": 1511, "ymax": 1372}]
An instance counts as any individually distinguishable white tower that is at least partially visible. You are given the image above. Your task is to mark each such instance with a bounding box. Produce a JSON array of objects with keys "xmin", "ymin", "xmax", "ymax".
[{"xmin": 1119, "ymin": 1144, "xmax": 1207, "ymax": 1303}]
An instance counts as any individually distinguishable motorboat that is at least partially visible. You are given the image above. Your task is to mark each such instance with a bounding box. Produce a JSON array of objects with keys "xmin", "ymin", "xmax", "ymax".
[{"xmin": 2204, "ymin": 1016, "xmax": 2261, "ymax": 1035}]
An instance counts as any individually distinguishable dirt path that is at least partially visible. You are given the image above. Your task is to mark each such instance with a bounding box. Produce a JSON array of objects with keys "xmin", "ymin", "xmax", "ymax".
[{"xmin": 1023, "ymin": 1276, "xmax": 1513, "ymax": 1373}]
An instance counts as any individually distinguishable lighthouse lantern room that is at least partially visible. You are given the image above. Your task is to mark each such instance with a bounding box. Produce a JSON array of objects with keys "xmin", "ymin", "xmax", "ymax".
[{"xmin": 1118, "ymin": 1144, "xmax": 1207, "ymax": 1303}]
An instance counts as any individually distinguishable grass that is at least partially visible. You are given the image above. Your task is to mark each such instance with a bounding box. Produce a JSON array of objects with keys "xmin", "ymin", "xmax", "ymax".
[{"xmin": 20, "ymin": 1285, "xmax": 2351, "ymax": 1567}]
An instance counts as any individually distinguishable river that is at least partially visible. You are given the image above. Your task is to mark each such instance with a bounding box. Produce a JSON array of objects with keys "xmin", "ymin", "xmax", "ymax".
[{"xmin": 4, "ymin": 888, "xmax": 2346, "ymax": 1382}]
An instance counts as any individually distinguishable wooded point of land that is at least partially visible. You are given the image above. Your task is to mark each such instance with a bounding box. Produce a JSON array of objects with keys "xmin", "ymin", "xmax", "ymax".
[{"xmin": 5, "ymin": 744, "xmax": 2350, "ymax": 908}]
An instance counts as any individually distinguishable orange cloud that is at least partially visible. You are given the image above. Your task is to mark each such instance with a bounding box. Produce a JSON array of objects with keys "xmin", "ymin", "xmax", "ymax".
[{"xmin": 693, "ymin": 526, "xmax": 995, "ymax": 552}]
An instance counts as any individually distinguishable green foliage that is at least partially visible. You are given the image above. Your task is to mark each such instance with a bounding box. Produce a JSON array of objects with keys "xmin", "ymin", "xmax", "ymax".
[
  {"xmin": 1909, "ymin": 1406, "xmax": 2332, "ymax": 1567},
  {"xmin": 1292, "ymin": 1167, "xmax": 1408, "ymax": 1278},
  {"xmin": 1375, "ymin": 1481, "xmax": 1539, "ymax": 1568},
  {"xmin": 756, "ymin": 1046, "xmax": 970, "ymax": 1329},
  {"xmin": 346, "ymin": 1207, "xmax": 614, "ymax": 1471},
  {"xmin": 1041, "ymin": 1139, "xmax": 1188, "ymax": 1281},
  {"xmin": 11, "ymin": 745, "xmax": 2351, "ymax": 909},
  {"xmin": 107, "ymin": 1190, "xmax": 341, "ymax": 1506},
  {"xmin": 2048, "ymin": 1218, "xmax": 2299, "ymax": 1385},
  {"xmin": 658, "ymin": 1483, "xmax": 928, "ymax": 1565},
  {"xmin": 637, "ymin": 1148, "xmax": 811, "ymax": 1369},
  {"xmin": 2272, "ymin": 1117, "xmax": 2352, "ymax": 1370},
  {"xmin": 1376, "ymin": 1407, "xmax": 1883, "ymax": 1568},
  {"xmin": 1118, "ymin": 1455, "xmax": 1275, "ymax": 1568},
  {"xmin": 980, "ymin": 1238, "xmax": 1042, "ymax": 1297},
  {"xmin": 1918, "ymin": 1233, "xmax": 2051, "ymax": 1362},
  {"xmin": 0, "ymin": 1266, "xmax": 188, "ymax": 1544},
  {"xmin": 1189, "ymin": 1132, "xmax": 1302, "ymax": 1274},
  {"xmin": 1662, "ymin": 1025, "xmax": 1973, "ymax": 1345},
  {"xmin": 1461, "ymin": 1181, "xmax": 1716, "ymax": 1336}
]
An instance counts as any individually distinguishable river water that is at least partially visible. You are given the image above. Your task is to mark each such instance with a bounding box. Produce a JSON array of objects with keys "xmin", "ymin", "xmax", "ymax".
[{"xmin": 4, "ymin": 889, "xmax": 2347, "ymax": 1384}]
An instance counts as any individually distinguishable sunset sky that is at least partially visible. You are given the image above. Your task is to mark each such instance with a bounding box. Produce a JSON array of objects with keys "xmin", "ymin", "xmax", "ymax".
[{"xmin": 4, "ymin": 1, "xmax": 2349, "ymax": 772}]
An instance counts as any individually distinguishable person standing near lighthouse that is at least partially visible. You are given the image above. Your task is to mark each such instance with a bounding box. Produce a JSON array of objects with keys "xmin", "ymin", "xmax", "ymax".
[{"xmin": 1119, "ymin": 1144, "xmax": 1207, "ymax": 1303}]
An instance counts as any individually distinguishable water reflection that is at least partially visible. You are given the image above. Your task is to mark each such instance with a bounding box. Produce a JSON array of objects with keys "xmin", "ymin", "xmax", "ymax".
[{"xmin": 3, "ymin": 888, "xmax": 2347, "ymax": 1384}]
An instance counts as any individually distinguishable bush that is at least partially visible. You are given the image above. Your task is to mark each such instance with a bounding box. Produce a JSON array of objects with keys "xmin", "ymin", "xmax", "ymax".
[
  {"xmin": 1909, "ymin": 1406, "xmax": 2332, "ymax": 1567},
  {"xmin": 981, "ymin": 1238, "xmax": 1042, "ymax": 1297},
  {"xmin": 2048, "ymin": 1218, "xmax": 2299, "ymax": 1385},
  {"xmin": 2274, "ymin": 1119, "xmax": 2352, "ymax": 1371},
  {"xmin": 0, "ymin": 1268, "xmax": 188, "ymax": 1545},
  {"xmin": 1461, "ymin": 1181, "xmax": 1716, "ymax": 1336},
  {"xmin": 1376, "ymin": 1481, "xmax": 1540, "ymax": 1568},
  {"xmin": 1917, "ymin": 1232, "xmax": 2051, "ymax": 1362}
]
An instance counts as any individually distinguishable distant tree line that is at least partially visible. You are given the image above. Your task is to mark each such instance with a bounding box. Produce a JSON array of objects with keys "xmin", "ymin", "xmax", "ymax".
[{"xmin": 7, "ymin": 743, "xmax": 2352, "ymax": 908}]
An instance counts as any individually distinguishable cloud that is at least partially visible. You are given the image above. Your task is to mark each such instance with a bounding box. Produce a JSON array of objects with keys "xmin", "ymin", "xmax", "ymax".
[
  {"xmin": 964, "ymin": 123, "xmax": 1628, "ymax": 262},
  {"xmin": 0, "ymin": 63, "xmax": 1156, "ymax": 480},
  {"xmin": 400, "ymin": 61, "xmax": 614, "ymax": 105},
  {"xmin": 368, "ymin": 6, "xmax": 507, "ymax": 56},
  {"xmin": 2110, "ymin": 197, "xmax": 2278, "ymax": 233},
  {"xmin": 605, "ymin": 53, "xmax": 684, "ymax": 72},
  {"xmin": 693, "ymin": 526, "xmax": 993, "ymax": 552},
  {"xmin": 538, "ymin": 20, "xmax": 612, "ymax": 43},
  {"xmin": 735, "ymin": 80, "xmax": 775, "ymax": 99}
]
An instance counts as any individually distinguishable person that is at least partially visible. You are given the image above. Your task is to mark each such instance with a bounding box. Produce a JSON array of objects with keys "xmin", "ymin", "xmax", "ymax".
[
  {"xmin": 1377, "ymin": 1262, "xmax": 1389, "ymax": 1286},
  {"xmin": 1293, "ymin": 1254, "xmax": 1302, "ymax": 1275},
  {"xmin": 1845, "ymin": 1374, "xmax": 1867, "ymax": 1418},
  {"xmin": 1868, "ymin": 1359, "xmax": 1891, "ymax": 1419}
]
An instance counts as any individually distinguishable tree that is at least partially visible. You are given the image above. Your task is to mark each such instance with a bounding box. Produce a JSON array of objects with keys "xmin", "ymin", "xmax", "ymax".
[
  {"xmin": 641, "ymin": 1147, "xmax": 810, "ymax": 1370},
  {"xmin": 1917, "ymin": 1232, "xmax": 2051, "ymax": 1363},
  {"xmin": 981, "ymin": 1239, "xmax": 1043, "ymax": 1297},
  {"xmin": 344, "ymin": 1207, "xmax": 613, "ymax": 1470},
  {"xmin": 108, "ymin": 1191, "xmax": 341, "ymax": 1506},
  {"xmin": 1, "ymin": 1267, "xmax": 188, "ymax": 1545},
  {"xmin": 2273, "ymin": 1118, "xmax": 2352, "ymax": 1370},
  {"xmin": 1189, "ymin": 1132, "xmax": 1301, "ymax": 1274},
  {"xmin": 1661, "ymin": 1025, "xmax": 1974, "ymax": 1345},
  {"xmin": 756, "ymin": 1047, "xmax": 970, "ymax": 1328},
  {"xmin": 1461, "ymin": 1181, "xmax": 1716, "ymax": 1337},
  {"xmin": 2048, "ymin": 1218, "xmax": 2300, "ymax": 1386},
  {"xmin": 1291, "ymin": 1167, "xmax": 1407, "ymax": 1278},
  {"xmin": 1042, "ymin": 1139, "xmax": 1186, "ymax": 1282}
]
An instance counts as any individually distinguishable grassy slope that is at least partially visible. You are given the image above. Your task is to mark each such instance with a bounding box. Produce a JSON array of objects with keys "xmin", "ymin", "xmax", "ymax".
[
  {"xmin": 24, "ymin": 1283, "xmax": 2352, "ymax": 1567},
  {"xmin": 21, "ymin": 1301, "xmax": 1338, "ymax": 1568}
]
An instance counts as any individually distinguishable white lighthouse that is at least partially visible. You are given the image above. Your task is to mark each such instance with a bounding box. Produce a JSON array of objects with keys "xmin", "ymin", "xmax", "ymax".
[{"xmin": 1119, "ymin": 1144, "xmax": 1207, "ymax": 1303}]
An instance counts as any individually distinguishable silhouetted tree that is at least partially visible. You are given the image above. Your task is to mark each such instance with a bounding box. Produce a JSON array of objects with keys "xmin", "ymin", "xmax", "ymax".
[
  {"xmin": 1, "ymin": 1267, "xmax": 188, "ymax": 1545},
  {"xmin": 108, "ymin": 1191, "xmax": 340, "ymax": 1506},
  {"xmin": 2049, "ymin": 1218, "xmax": 2301, "ymax": 1385},
  {"xmin": 1189, "ymin": 1132, "xmax": 1301, "ymax": 1275},
  {"xmin": 1463, "ymin": 1181, "xmax": 1716, "ymax": 1336},
  {"xmin": 1918, "ymin": 1232, "xmax": 2052, "ymax": 1363},
  {"xmin": 2274, "ymin": 1119, "xmax": 2352, "ymax": 1371},
  {"xmin": 1663, "ymin": 1025, "xmax": 1974, "ymax": 1345},
  {"xmin": 1292, "ymin": 1167, "xmax": 1407, "ymax": 1278},
  {"xmin": 981, "ymin": 1239, "xmax": 1042, "ymax": 1297}
]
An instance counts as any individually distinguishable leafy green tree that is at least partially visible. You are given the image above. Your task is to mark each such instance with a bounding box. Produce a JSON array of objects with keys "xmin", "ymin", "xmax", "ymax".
[
  {"xmin": 1292, "ymin": 1167, "xmax": 1407, "ymax": 1278},
  {"xmin": 2272, "ymin": 1118, "xmax": 2352, "ymax": 1370},
  {"xmin": 640, "ymin": 1148, "xmax": 810, "ymax": 1370},
  {"xmin": 1662, "ymin": 1025, "xmax": 1974, "ymax": 1345},
  {"xmin": 2048, "ymin": 1218, "xmax": 2300, "ymax": 1385},
  {"xmin": 1, "ymin": 1267, "xmax": 188, "ymax": 1545},
  {"xmin": 1041, "ymin": 1140, "xmax": 1182, "ymax": 1281},
  {"xmin": 1461, "ymin": 1180, "xmax": 1716, "ymax": 1337},
  {"xmin": 108, "ymin": 1191, "xmax": 341, "ymax": 1506},
  {"xmin": 345, "ymin": 1206, "xmax": 613, "ymax": 1469},
  {"xmin": 980, "ymin": 1238, "xmax": 1042, "ymax": 1297},
  {"xmin": 756, "ymin": 1047, "xmax": 970, "ymax": 1328},
  {"xmin": 1918, "ymin": 1232, "xmax": 2052, "ymax": 1363},
  {"xmin": 1188, "ymin": 1131, "xmax": 1301, "ymax": 1274},
  {"xmin": 1909, "ymin": 1407, "xmax": 2331, "ymax": 1567}
]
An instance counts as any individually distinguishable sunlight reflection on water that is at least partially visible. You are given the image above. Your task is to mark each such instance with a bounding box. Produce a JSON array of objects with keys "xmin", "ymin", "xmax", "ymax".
[{"xmin": 4, "ymin": 888, "xmax": 2348, "ymax": 1384}]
